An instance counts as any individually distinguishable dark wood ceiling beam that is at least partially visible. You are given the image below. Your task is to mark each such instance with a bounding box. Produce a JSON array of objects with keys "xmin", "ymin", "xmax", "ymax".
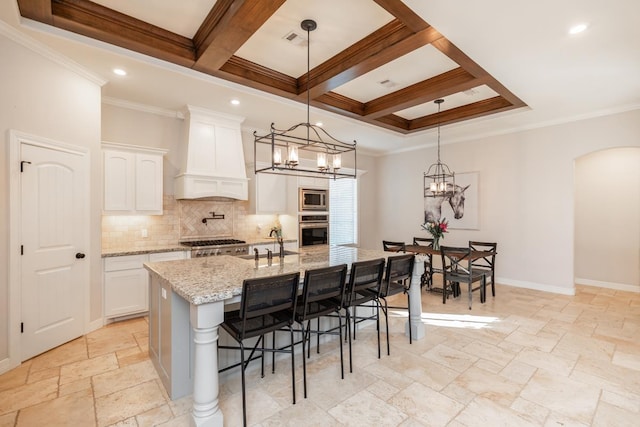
[
  {"xmin": 364, "ymin": 68, "xmax": 485, "ymax": 119},
  {"xmin": 49, "ymin": 0, "xmax": 195, "ymax": 67},
  {"xmin": 300, "ymin": 21, "xmax": 443, "ymax": 99},
  {"xmin": 408, "ymin": 96, "xmax": 514, "ymax": 131},
  {"xmin": 313, "ymin": 92, "xmax": 365, "ymax": 116},
  {"xmin": 193, "ymin": 0, "xmax": 285, "ymax": 74},
  {"xmin": 373, "ymin": 114, "xmax": 412, "ymax": 133},
  {"xmin": 16, "ymin": 0, "xmax": 52, "ymax": 23},
  {"xmin": 372, "ymin": 0, "xmax": 430, "ymax": 32},
  {"xmin": 218, "ymin": 56, "xmax": 298, "ymax": 98}
]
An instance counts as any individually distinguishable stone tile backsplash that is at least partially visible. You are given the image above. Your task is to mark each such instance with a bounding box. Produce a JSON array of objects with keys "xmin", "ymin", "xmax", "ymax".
[{"xmin": 102, "ymin": 196, "xmax": 287, "ymax": 250}]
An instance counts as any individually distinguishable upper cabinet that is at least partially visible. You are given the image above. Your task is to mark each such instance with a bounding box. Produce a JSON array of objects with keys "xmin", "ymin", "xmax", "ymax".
[
  {"xmin": 103, "ymin": 142, "xmax": 167, "ymax": 215},
  {"xmin": 297, "ymin": 175, "xmax": 329, "ymax": 190},
  {"xmin": 247, "ymin": 163, "xmax": 296, "ymax": 214}
]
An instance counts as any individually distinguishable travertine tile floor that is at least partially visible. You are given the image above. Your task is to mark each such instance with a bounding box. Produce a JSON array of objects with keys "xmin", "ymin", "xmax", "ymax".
[{"xmin": 1, "ymin": 284, "xmax": 639, "ymax": 426}]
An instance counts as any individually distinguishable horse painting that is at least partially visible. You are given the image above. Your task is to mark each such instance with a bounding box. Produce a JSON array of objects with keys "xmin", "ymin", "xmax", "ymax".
[{"xmin": 424, "ymin": 184, "xmax": 470, "ymax": 223}]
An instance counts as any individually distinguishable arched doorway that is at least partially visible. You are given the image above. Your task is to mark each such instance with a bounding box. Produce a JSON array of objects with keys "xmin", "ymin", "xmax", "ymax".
[{"xmin": 574, "ymin": 147, "xmax": 640, "ymax": 292}]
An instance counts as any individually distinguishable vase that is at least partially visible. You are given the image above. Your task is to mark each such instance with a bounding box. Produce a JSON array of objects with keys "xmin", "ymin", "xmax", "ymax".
[{"xmin": 432, "ymin": 237, "xmax": 440, "ymax": 250}]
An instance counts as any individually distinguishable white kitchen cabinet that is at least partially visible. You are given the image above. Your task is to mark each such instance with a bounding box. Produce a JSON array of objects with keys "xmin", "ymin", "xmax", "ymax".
[
  {"xmin": 103, "ymin": 142, "xmax": 167, "ymax": 215},
  {"xmin": 104, "ymin": 250, "xmax": 187, "ymax": 320},
  {"xmin": 251, "ymin": 173, "xmax": 288, "ymax": 214},
  {"xmin": 298, "ymin": 175, "xmax": 329, "ymax": 189}
]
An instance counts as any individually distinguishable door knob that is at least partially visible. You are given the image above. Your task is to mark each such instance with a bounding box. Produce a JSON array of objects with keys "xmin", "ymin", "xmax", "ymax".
[{"xmin": 75, "ymin": 252, "xmax": 86, "ymax": 259}]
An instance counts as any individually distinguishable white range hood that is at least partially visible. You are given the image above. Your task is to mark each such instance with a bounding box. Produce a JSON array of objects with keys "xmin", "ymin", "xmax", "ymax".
[{"xmin": 174, "ymin": 105, "xmax": 249, "ymax": 200}]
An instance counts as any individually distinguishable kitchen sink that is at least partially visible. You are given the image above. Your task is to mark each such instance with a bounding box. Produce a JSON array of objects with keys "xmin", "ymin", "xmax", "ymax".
[{"xmin": 238, "ymin": 250, "xmax": 298, "ymax": 260}]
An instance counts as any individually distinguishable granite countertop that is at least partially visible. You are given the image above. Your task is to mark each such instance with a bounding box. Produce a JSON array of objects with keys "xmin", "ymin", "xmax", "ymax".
[
  {"xmin": 102, "ymin": 244, "xmax": 188, "ymax": 257},
  {"xmin": 102, "ymin": 238, "xmax": 298, "ymax": 257},
  {"xmin": 144, "ymin": 245, "xmax": 390, "ymax": 306}
]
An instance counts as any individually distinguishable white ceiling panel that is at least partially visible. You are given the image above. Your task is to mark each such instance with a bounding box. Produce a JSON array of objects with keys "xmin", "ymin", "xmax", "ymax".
[
  {"xmin": 235, "ymin": 0, "xmax": 393, "ymax": 77},
  {"xmin": 333, "ymin": 44, "xmax": 459, "ymax": 103},
  {"xmin": 91, "ymin": 0, "xmax": 217, "ymax": 38},
  {"xmin": 395, "ymin": 85, "xmax": 499, "ymax": 120}
]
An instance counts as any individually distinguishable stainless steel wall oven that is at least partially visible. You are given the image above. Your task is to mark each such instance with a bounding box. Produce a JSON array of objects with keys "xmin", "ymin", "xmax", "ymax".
[{"xmin": 299, "ymin": 214, "xmax": 329, "ymax": 247}]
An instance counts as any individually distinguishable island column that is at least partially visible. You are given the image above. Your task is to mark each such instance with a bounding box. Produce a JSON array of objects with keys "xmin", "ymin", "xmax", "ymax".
[{"xmin": 190, "ymin": 300, "xmax": 225, "ymax": 427}]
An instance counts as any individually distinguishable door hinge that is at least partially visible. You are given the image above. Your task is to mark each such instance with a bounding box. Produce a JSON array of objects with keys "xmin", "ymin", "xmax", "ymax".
[
  {"xmin": 21, "ymin": 322, "xmax": 24, "ymax": 333},
  {"xmin": 20, "ymin": 160, "xmax": 31, "ymax": 172},
  {"xmin": 21, "ymin": 245, "xmax": 24, "ymax": 255}
]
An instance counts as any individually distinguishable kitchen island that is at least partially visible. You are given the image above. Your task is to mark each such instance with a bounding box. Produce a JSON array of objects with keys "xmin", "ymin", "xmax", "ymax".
[{"xmin": 144, "ymin": 245, "xmax": 425, "ymax": 427}]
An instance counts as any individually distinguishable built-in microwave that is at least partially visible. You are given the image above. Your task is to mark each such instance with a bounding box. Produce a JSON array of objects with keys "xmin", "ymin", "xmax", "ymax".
[{"xmin": 299, "ymin": 188, "xmax": 328, "ymax": 211}]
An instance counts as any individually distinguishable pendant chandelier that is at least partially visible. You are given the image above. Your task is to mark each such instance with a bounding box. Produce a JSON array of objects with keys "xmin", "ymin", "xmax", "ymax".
[
  {"xmin": 424, "ymin": 99, "xmax": 455, "ymax": 197},
  {"xmin": 254, "ymin": 19, "xmax": 357, "ymax": 179}
]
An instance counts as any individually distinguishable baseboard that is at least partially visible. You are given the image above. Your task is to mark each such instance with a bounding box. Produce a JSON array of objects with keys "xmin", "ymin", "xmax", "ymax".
[
  {"xmin": 575, "ymin": 278, "xmax": 640, "ymax": 293},
  {"xmin": 496, "ymin": 277, "xmax": 576, "ymax": 295},
  {"xmin": 87, "ymin": 317, "xmax": 105, "ymax": 333},
  {"xmin": 0, "ymin": 356, "xmax": 20, "ymax": 376}
]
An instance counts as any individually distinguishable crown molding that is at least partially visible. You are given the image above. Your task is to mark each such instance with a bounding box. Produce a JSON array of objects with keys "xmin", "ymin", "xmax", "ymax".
[{"xmin": 0, "ymin": 18, "xmax": 106, "ymax": 86}]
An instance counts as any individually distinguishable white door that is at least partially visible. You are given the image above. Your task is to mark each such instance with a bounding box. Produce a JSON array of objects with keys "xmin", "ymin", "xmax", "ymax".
[{"xmin": 20, "ymin": 142, "xmax": 89, "ymax": 360}]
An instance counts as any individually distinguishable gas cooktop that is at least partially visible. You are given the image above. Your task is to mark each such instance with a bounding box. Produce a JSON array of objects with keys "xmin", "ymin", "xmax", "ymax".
[{"xmin": 180, "ymin": 239, "xmax": 246, "ymax": 247}]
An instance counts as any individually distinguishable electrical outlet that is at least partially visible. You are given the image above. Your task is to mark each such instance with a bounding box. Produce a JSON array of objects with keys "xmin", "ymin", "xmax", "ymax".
[{"xmin": 141, "ymin": 228, "xmax": 148, "ymax": 238}]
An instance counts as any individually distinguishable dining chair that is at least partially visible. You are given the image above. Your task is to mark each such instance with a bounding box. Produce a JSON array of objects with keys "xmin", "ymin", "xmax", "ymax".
[
  {"xmin": 412, "ymin": 236, "xmax": 438, "ymax": 289},
  {"xmin": 469, "ymin": 241, "xmax": 497, "ymax": 297},
  {"xmin": 378, "ymin": 254, "xmax": 415, "ymax": 352},
  {"xmin": 440, "ymin": 246, "xmax": 486, "ymax": 310},
  {"xmin": 382, "ymin": 240, "xmax": 406, "ymax": 252},
  {"xmin": 343, "ymin": 258, "xmax": 385, "ymax": 373},
  {"xmin": 219, "ymin": 272, "xmax": 300, "ymax": 426},
  {"xmin": 294, "ymin": 264, "xmax": 348, "ymax": 398}
]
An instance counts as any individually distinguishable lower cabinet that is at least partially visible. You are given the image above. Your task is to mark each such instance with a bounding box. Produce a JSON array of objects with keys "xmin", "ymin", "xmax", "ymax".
[
  {"xmin": 104, "ymin": 251, "xmax": 187, "ymax": 320},
  {"xmin": 148, "ymin": 273, "xmax": 193, "ymax": 399}
]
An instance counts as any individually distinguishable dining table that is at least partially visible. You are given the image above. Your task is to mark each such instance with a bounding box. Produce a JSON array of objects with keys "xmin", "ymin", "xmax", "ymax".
[{"xmin": 404, "ymin": 244, "xmax": 494, "ymax": 260}]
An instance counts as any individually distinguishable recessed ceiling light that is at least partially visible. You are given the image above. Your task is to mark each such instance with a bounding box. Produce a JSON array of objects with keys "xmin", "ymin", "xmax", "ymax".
[
  {"xmin": 315, "ymin": 122, "xmax": 323, "ymax": 127},
  {"xmin": 230, "ymin": 99, "xmax": 240, "ymax": 105},
  {"xmin": 569, "ymin": 23, "xmax": 588, "ymax": 35},
  {"xmin": 113, "ymin": 68, "xmax": 127, "ymax": 76}
]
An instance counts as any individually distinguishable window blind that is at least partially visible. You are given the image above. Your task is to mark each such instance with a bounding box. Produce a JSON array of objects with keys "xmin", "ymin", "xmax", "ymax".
[{"xmin": 330, "ymin": 178, "xmax": 357, "ymax": 245}]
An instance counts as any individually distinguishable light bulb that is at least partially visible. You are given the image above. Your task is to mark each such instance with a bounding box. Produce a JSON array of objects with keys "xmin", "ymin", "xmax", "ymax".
[
  {"xmin": 332, "ymin": 154, "xmax": 341, "ymax": 170},
  {"xmin": 273, "ymin": 148, "xmax": 282, "ymax": 165},
  {"xmin": 287, "ymin": 146, "xmax": 298, "ymax": 166},
  {"xmin": 317, "ymin": 152, "xmax": 327, "ymax": 170},
  {"xmin": 430, "ymin": 182, "xmax": 437, "ymax": 192}
]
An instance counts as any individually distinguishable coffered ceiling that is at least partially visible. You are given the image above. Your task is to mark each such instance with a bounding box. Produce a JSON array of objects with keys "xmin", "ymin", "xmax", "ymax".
[{"xmin": 15, "ymin": 0, "xmax": 526, "ymax": 134}]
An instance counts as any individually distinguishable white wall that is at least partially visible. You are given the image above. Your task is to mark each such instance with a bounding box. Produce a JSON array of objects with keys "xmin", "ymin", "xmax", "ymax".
[
  {"xmin": 0, "ymin": 30, "xmax": 102, "ymax": 363},
  {"xmin": 575, "ymin": 147, "xmax": 640, "ymax": 290},
  {"xmin": 375, "ymin": 110, "xmax": 640, "ymax": 294}
]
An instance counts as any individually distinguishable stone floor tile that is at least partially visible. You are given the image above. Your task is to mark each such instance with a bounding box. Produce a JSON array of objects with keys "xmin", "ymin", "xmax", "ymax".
[
  {"xmin": 95, "ymin": 380, "xmax": 167, "ymax": 427},
  {"xmin": 16, "ymin": 389, "xmax": 95, "ymax": 427},
  {"xmin": 454, "ymin": 396, "xmax": 539, "ymax": 427},
  {"xmin": 389, "ymin": 381, "xmax": 464, "ymax": 426},
  {"xmin": 93, "ymin": 360, "xmax": 159, "ymax": 398},
  {"xmin": 59, "ymin": 353, "xmax": 119, "ymax": 385},
  {"xmin": 592, "ymin": 401, "xmax": 638, "ymax": 427},
  {"xmin": 422, "ymin": 343, "xmax": 478, "ymax": 373},
  {"xmin": 0, "ymin": 362, "xmax": 30, "ymax": 392},
  {"xmin": 0, "ymin": 376, "xmax": 58, "ymax": 415},
  {"xmin": 520, "ymin": 369, "xmax": 600, "ymax": 424},
  {"xmin": 0, "ymin": 412, "xmax": 17, "ymax": 427},
  {"xmin": 28, "ymin": 337, "xmax": 87, "ymax": 373},
  {"xmin": 328, "ymin": 389, "xmax": 407, "ymax": 426}
]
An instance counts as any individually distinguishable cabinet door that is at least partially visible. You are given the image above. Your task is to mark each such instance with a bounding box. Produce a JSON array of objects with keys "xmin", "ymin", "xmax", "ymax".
[
  {"xmin": 104, "ymin": 268, "xmax": 149, "ymax": 318},
  {"xmin": 256, "ymin": 173, "xmax": 287, "ymax": 213},
  {"xmin": 135, "ymin": 153, "xmax": 163, "ymax": 212},
  {"xmin": 104, "ymin": 150, "xmax": 135, "ymax": 211}
]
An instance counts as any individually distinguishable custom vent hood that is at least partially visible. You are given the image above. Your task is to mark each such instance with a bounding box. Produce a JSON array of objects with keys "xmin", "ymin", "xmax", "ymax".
[{"xmin": 174, "ymin": 105, "xmax": 249, "ymax": 200}]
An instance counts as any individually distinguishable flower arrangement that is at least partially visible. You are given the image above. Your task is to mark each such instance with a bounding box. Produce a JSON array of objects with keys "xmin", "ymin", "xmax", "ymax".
[{"xmin": 421, "ymin": 218, "xmax": 449, "ymax": 249}]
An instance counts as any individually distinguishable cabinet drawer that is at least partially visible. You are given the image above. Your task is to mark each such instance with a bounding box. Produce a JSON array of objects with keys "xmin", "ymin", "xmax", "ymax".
[
  {"xmin": 104, "ymin": 254, "xmax": 147, "ymax": 272},
  {"xmin": 149, "ymin": 251, "xmax": 187, "ymax": 262}
]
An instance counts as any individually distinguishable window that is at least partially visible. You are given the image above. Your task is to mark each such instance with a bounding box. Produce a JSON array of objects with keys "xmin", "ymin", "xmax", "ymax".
[{"xmin": 330, "ymin": 178, "xmax": 358, "ymax": 245}]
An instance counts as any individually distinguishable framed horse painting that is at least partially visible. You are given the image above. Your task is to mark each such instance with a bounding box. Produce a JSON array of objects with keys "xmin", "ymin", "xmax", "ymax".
[{"xmin": 424, "ymin": 171, "xmax": 479, "ymax": 230}]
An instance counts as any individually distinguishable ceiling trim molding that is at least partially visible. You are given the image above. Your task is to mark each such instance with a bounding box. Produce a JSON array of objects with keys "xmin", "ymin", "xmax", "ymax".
[
  {"xmin": 101, "ymin": 97, "xmax": 184, "ymax": 119},
  {"xmin": 1, "ymin": 18, "xmax": 106, "ymax": 86}
]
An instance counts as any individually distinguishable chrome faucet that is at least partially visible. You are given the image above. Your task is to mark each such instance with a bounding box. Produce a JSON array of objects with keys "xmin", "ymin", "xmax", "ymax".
[{"xmin": 269, "ymin": 228, "xmax": 285, "ymax": 258}]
